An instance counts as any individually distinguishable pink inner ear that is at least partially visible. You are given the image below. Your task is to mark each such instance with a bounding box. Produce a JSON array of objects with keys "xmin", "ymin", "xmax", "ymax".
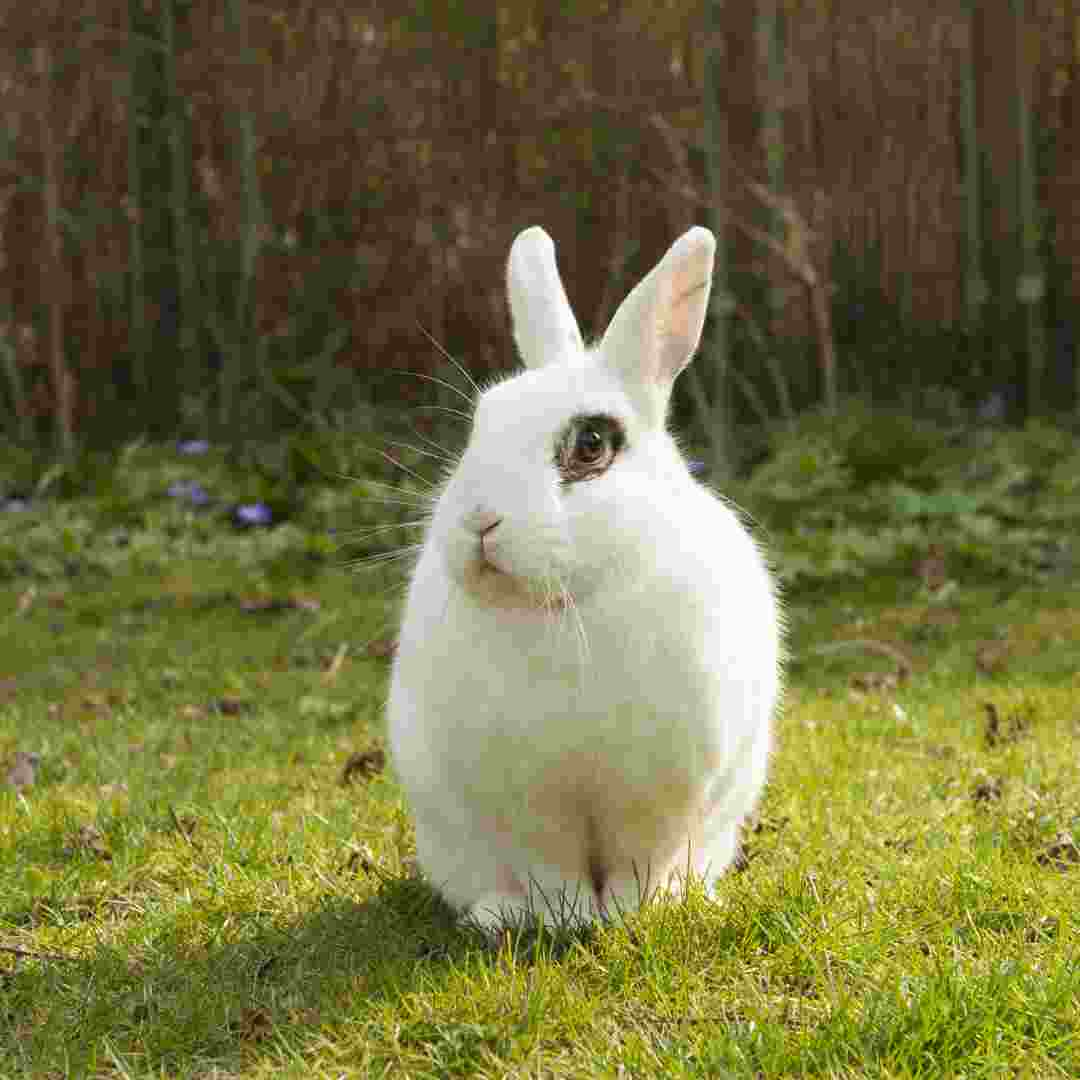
[
  {"xmin": 655, "ymin": 337, "xmax": 691, "ymax": 386},
  {"xmin": 653, "ymin": 270, "xmax": 710, "ymax": 385}
]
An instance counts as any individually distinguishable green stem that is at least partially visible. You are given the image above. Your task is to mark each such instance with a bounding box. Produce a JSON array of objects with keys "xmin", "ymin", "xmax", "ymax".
[
  {"xmin": 0, "ymin": 325, "xmax": 32, "ymax": 443},
  {"xmin": 125, "ymin": 3, "xmax": 149, "ymax": 404},
  {"xmin": 1012, "ymin": 0, "xmax": 1046, "ymax": 417},
  {"xmin": 223, "ymin": 0, "xmax": 266, "ymax": 430},
  {"xmin": 960, "ymin": 0, "xmax": 986, "ymax": 340},
  {"xmin": 758, "ymin": 0, "xmax": 786, "ymax": 324},
  {"xmin": 161, "ymin": 0, "xmax": 200, "ymax": 424},
  {"xmin": 703, "ymin": 0, "xmax": 731, "ymax": 479}
]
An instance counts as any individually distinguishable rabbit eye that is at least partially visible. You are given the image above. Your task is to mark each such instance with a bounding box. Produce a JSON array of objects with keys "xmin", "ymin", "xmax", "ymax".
[
  {"xmin": 558, "ymin": 414, "xmax": 624, "ymax": 482},
  {"xmin": 575, "ymin": 428, "xmax": 605, "ymax": 463}
]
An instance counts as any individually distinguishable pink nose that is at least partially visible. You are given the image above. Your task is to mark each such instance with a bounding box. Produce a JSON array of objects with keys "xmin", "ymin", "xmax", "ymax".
[{"xmin": 465, "ymin": 509, "xmax": 502, "ymax": 537}]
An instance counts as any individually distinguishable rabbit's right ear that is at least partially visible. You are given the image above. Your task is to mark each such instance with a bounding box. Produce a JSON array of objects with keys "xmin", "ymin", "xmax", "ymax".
[{"xmin": 507, "ymin": 227, "xmax": 584, "ymax": 369}]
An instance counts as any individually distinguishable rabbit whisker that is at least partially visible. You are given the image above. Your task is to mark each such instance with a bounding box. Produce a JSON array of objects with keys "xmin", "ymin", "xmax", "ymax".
[
  {"xmin": 393, "ymin": 366, "xmax": 476, "ymax": 409},
  {"xmin": 566, "ymin": 592, "xmax": 591, "ymax": 674},
  {"xmin": 338, "ymin": 520, "xmax": 429, "ymax": 541},
  {"xmin": 408, "ymin": 421, "xmax": 463, "ymax": 465},
  {"xmin": 332, "ymin": 474, "xmax": 433, "ymax": 508},
  {"xmin": 415, "ymin": 321, "xmax": 483, "ymax": 398},
  {"xmin": 370, "ymin": 448, "xmax": 437, "ymax": 489},
  {"xmin": 384, "ymin": 439, "xmax": 457, "ymax": 466},
  {"xmin": 415, "ymin": 403, "xmax": 473, "ymax": 424},
  {"xmin": 354, "ymin": 476, "xmax": 436, "ymax": 500},
  {"xmin": 351, "ymin": 499, "xmax": 432, "ymax": 514},
  {"xmin": 346, "ymin": 544, "xmax": 424, "ymax": 570}
]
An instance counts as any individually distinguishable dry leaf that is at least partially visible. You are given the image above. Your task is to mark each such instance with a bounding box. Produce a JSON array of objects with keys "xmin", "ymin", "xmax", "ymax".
[
  {"xmin": 4, "ymin": 751, "xmax": 40, "ymax": 791},
  {"xmin": 749, "ymin": 814, "xmax": 790, "ymax": 835},
  {"xmin": 322, "ymin": 642, "xmax": 349, "ymax": 682},
  {"xmin": 169, "ymin": 808, "xmax": 199, "ymax": 846},
  {"xmin": 1037, "ymin": 832, "xmax": 1080, "ymax": 871},
  {"xmin": 983, "ymin": 702, "xmax": 1031, "ymax": 748},
  {"xmin": 345, "ymin": 842, "xmax": 378, "ymax": 874},
  {"xmin": 850, "ymin": 670, "xmax": 902, "ymax": 693},
  {"xmin": 732, "ymin": 844, "xmax": 754, "ymax": 873},
  {"xmin": 233, "ymin": 1006, "xmax": 274, "ymax": 1042},
  {"xmin": 211, "ymin": 697, "xmax": 254, "ymax": 716},
  {"xmin": 238, "ymin": 595, "xmax": 290, "ymax": 614},
  {"xmin": 971, "ymin": 776, "xmax": 1003, "ymax": 804},
  {"xmin": 914, "ymin": 545, "xmax": 947, "ymax": 591},
  {"xmin": 975, "ymin": 640, "xmax": 1009, "ymax": 675},
  {"xmin": 70, "ymin": 825, "xmax": 111, "ymax": 861},
  {"xmin": 365, "ymin": 638, "xmax": 397, "ymax": 660},
  {"xmin": 341, "ymin": 749, "xmax": 386, "ymax": 785},
  {"xmin": 925, "ymin": 744, "xmax": 956, "ymax": 760},
  {"xmin": 1026, "ymin": 916, "xmax": 1059, "ymax": 942},
  {"xmin": 239, "ymin": 595, "xmax": 319, "ymax": 615}
]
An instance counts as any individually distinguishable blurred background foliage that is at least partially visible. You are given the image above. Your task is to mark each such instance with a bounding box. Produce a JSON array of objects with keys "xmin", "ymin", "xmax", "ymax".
[{"xmin": 0, "ymin": 0, "xmax": 1078, "ymax": 468}]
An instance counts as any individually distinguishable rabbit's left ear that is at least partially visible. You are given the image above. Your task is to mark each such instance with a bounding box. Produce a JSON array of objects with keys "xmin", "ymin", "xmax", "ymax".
[
  {"xmin": 507, "ymin": 226, "xmax": 584, "ymax": 369},
  {"xmin": 600, "ymin": 227, "xmax": 715, "ymax": 422}
]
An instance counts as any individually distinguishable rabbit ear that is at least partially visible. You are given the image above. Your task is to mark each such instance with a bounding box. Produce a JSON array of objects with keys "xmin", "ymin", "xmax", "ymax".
[
  {"xmin": 507, "ymin": 226, "xmax": 584, "ymax": 369},
  {"xmin": 599, "ymin": 227, "xmax": 715, "ymax": 423}
]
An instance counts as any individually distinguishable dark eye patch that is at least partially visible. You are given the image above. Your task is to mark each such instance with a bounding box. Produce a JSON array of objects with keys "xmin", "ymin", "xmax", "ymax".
[{"xmin": 556, "ymin": 414, "xmax": 625, "ymax": 483}]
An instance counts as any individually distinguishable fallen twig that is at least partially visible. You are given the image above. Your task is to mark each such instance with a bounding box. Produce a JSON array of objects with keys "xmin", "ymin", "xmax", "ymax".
[
  {"xmin": 805, "ymin": 638, "xmax": 916, "ymax": 677},
  {"xmin": 0, "ymin": 942, "xmax": 76, "ymax": 963}
]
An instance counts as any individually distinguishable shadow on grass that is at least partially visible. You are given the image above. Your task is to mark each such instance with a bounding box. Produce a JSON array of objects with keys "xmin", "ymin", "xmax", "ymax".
[
  {"xmin": 2, "ymin": 875, "xmax": 469, "ymax": 1074},
  {"xmin": 2, "ymin": 869, "xmax": 607, "ymax": 1076}
]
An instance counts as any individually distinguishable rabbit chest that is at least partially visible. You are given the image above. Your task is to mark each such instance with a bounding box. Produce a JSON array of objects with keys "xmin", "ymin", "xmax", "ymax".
[{"xmin": 393, "ymin": 591, "xmax": 749, "ymax": 851}]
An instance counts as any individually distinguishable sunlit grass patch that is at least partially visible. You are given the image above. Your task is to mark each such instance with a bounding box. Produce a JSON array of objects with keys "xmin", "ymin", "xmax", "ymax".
[{"xmin": 1, "ymin": 431, "xmax": 1078, "ymax": 1077}]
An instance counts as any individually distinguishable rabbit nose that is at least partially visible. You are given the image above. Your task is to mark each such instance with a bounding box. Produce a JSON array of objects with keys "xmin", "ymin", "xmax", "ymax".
[{"xmin": 465, "ymin": 509, "xmax": 502, "ymax": 537}]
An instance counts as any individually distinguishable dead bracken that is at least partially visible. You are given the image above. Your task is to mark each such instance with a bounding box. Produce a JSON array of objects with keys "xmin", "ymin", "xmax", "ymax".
[
  {"xmin": 65, "ymin": 824, "xmax": 112, "ymax": 861},
  {"xmin": 983, "ymin": 702, "xmax": 1032, "ymax": 748},
  {"xmin": 975, "ymin": 639, "xmax": 1010, "ymax": 676},
  {"xmin": 365, "ymin": 637, "xmax": 397, "ymax": 660},
  {"xmin": 972, "ymin": 776, "xmax": 1003, "ymax": 804},
  {"xmin": 341, "ymin": 748, "xmax": 386, "ymax": 785},
  {"xmin": 1036, "ymin": 832, "xmax": 1080, "ymax": 871}
]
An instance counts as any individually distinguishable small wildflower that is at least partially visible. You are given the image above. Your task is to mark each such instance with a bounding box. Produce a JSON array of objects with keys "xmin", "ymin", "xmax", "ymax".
[
  {"xmin": 687, "ymin": 459, "xmax": 707, "ymax": 476},
  {"xmin": 233, "ymin": 502, "xmax": 273, "ymax": 528},
  {"xmin": 177, "ymin": 439, "xmax": 210, "ymax": 456},
  {"xmin": 167, "ymin": 481, "xmax": 212, "ymax": 507}
]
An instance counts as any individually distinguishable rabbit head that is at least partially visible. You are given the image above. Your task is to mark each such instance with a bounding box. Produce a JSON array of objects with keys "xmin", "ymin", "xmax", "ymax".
[{"xmin": 429, "ymin": 225, "xmax": 716, "ymax": 613}]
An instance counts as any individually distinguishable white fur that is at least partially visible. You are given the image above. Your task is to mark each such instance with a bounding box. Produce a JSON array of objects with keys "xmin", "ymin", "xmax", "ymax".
[{"xmin": 388, "ymin": 226, "xmax": 782, "ymax": 930}]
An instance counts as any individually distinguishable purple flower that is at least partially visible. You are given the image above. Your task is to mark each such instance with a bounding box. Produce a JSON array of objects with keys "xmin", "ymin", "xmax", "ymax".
[
  {"xmin": 687, "ymin": 459, "xmax": 708, "ymax": 476},
  {"xmin": 167, "ymin": 481, "xmax": 211, "ymax": 506},
  {"xmin": 233, "ymin": 502, "xmax": 273, "ymax": 527},
  {"xmin": 177, "ymin": 439, "xmax": 210, "ymax": 456}
]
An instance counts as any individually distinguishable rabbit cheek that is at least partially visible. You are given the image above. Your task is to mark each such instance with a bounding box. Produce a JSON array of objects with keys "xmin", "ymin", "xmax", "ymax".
[
  {"xmin": 446, "ymin": 527, "xmax": 570, "ymax": 613},
  {"xmin": 461, "ymin": 560, "xmax": 558, "ymax": 612}
]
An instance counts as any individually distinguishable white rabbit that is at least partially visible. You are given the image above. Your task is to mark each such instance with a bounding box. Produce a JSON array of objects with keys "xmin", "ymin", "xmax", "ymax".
[{"xmin": 388, "ymin": 225, "xmax": 782, "ymax": 931}]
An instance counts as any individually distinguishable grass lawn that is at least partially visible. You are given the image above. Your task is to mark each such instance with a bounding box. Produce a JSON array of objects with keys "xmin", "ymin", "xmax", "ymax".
[{"xmin": 1, "ymin": 434, "xmax": 1078, "ymax": 1077}]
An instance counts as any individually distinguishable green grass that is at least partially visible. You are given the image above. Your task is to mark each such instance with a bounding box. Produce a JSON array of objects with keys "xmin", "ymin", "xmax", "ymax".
[{"xmin": 1, "ymin": 432, "xmax": 1078, "ymax": 1077}]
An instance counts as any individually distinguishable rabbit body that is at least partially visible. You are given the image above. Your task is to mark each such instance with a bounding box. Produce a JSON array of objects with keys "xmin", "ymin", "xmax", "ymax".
[{"xmin": 389, "ymin": 227, "xmax": 781, "ymax": 929}]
